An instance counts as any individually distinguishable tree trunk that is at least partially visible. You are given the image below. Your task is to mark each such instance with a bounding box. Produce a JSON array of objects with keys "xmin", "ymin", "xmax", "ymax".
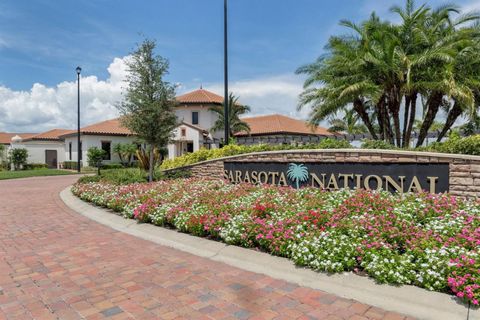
[
  {"xmin": 375, "ymin": 96, "xmax": 386, "ymax": 141},
  {"xmin": 402, "ymin": 95, "xmax": 411, "ymax": 148},
  {"xmin": 437, "ymin": 101, "xmax": 462, "ymax": 142},
  {"xmin": 404, "ymin": 93, "xmax": 417, "ymax": 148},
  {"xmin": 415, "ymin": 92, "xmax": 443, "ymax": 148},
  {"xmin": 376, "ymin": 94, "xmax": 394, "ymax": 144},
  {"xmin": 148, "ymin": 145, "xmax": 154, "ymax": 182},
  {"xmin": 388, "ymin": 87, "xmax": 402, "ymax": 147},
  {"xmin": 353, "ymin": 99, "xmax": 378, "ymax": 140}
]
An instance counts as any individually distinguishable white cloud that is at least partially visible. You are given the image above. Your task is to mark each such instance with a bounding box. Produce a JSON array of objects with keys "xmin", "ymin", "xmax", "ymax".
[
  {"xmin": 0, "ymin": 57, "xmax": 128, "ymax": 133},
  {"xmin": 199, "ymin": 74, "xmax": 310, "ymax": 120},
  {"xmin": 0, "ymin": 57, "xmax": 311, "ymax": 133},
  {"xmin": 462, "ymin": 0, "xmax": 480, "ymax": 12}
]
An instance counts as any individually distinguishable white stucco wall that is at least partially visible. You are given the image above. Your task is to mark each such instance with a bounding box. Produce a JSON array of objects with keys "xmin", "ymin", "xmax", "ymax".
[
  {"xmin": 175, "ymin": 105, "xmax": 223, "ymax": 138},
  {"xmin": 168, "ymin": 125, "xmax": 203, "ymax": 160},
  {"xmin": 10, "ymin": 140, "xmax": 65, "ymax": 168},
  {"xmin": 64, "ymin": 135, "xmax": 137, "ymax": 167}
]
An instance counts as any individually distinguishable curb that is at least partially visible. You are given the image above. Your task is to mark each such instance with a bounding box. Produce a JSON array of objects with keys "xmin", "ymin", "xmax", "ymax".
[{"xmin": 60, "ymin": 187, "xmax": 479, "ymax": 320}]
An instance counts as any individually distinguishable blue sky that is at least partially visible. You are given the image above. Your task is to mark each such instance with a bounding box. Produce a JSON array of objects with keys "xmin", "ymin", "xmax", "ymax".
[{"xmin": 0, "ymin": 0, "xmax": 478, "ymax": 132}]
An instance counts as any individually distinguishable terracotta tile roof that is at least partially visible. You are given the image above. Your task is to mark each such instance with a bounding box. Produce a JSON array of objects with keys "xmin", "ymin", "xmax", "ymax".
[
  {"xmin": 0, "ymin": 132, "xmax": 37, "ymax": 144},
  {"xmin": 235, "ymin": 114, "xmax": 333, "ymax": 137},
  {"xmin": 180, "ymin": 121, "xmax": 208, "ymax": 133},
  {"xmin": 24, "ymin": 129, "xmax": 74, "ymax": 141},
  {"xmin": 176, "ymin": 89, "xmax": 224, "ymax": 105},
  {"xmin": 78, "ymin": 118, "xmax": 132, "ymax": 136}
]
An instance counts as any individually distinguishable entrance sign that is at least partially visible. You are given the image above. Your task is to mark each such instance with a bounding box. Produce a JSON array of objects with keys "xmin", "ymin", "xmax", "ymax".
[{"xmin": 224, "ymin": 162, "xmax": 449, "ymax": 194}]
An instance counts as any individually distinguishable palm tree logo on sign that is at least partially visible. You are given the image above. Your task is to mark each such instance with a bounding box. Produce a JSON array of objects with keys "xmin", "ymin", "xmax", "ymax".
[{"xmin": 287, "ymin": 163, "xmax": 309, "ymax": 189}]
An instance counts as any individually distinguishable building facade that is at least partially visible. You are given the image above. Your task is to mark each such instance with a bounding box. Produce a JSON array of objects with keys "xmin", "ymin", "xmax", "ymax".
[{"xmin": 2, "ymin": 89, "xmax": 333, "ymax": 168}]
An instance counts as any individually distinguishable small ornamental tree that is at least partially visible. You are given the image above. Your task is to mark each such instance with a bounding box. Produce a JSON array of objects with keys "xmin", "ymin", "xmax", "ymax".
[
  {"xmin": 113, "ymin": 143, "xmax": 138, "ymax": 166},
  {"xmin": 87, "ymin": 147, "xmax": 106, "ymax": 168},
  {"xmin": 9, "ymin": 148, "xmax": 28, "ymax": 170},
  {"xmin": 118, "ymin": 39, "xmax": 177, "ymax": 182}
]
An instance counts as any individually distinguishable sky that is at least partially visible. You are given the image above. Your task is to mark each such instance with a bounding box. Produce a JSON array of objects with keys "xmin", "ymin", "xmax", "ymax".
[{"xmin": 0, "ymin": 0, "xmax": 479, "ymax": 132}]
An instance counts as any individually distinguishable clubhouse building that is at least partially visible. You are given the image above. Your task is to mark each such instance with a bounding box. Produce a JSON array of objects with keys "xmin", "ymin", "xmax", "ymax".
[{"xmin": 1, "ymin": 89, "xmax": 332, "ymax": 169}]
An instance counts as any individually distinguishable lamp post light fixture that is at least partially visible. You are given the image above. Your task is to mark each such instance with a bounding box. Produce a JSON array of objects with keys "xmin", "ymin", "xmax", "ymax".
[
  {"xmin": 76, "ymin": 66, "xmax": 81, "ymax": 173},
  {"xmin": 223, "ymin": 0, "xmax": 229, "ymax": 145}
]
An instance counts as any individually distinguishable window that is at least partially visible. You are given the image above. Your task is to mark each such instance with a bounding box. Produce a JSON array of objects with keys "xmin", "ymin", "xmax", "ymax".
[
  {"xmin": 101, "ymin": 141, "xmax": 111, "ymax": 160},
  {"xmin": 69, "ymin": 142, "xmax": 72, "ymax": 160},
  {"xmin": 181, "ymin": 128, "xmax": 186, "ymax": 137},
  {"xmin": 192, "ymin": 111, "xmax": 199, "ymax": 125}
]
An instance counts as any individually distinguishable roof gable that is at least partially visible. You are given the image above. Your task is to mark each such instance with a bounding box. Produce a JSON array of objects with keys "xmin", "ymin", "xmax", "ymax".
[{"xmin": 176, "ymin": 89, "xmax": 224, "ymax": 105}]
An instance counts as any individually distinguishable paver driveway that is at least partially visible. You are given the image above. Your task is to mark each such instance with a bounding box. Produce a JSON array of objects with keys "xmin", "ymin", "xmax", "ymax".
[{"xmin": 0, "ymin": 176, "xmax": 413, "ymax": 320}]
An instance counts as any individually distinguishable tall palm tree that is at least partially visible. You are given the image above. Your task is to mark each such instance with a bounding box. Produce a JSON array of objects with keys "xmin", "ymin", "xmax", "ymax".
[
  {"xmin": 327, "ymin": 108, "xmax": 369, "ymax": 134},
  {"xmin": 210, "ymin": 93, "xmax": 251, "ymax": 137},
  {"xmin": 297, "ymin": 0, "xmax": 480, "ymax": 148}
]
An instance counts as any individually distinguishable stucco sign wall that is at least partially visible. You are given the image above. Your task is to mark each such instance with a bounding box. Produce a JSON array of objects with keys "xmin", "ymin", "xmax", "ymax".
[
  {"xmin": 163, "ymin": 149, "xmax": 480, "ymax": 198},
  {"xmin": 224, "ymin": 161, "xmax": 449, "ymax": 194}
]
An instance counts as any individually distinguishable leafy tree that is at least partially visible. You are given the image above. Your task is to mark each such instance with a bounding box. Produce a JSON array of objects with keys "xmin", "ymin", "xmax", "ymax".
[
  {"xmin": 87, "ymin": 147, "xmax": 106, "ymax": 168},
  {"xmin": 9, "ymin": 148, "xmax": 28, "ymax": 170},
  {"xmin": 118, "ymin": 39, "xmax": 177, "ymax": 182},
  {"xmin": 297, "ymin": 0, "xmax": 480, "ymax": 148},
  {"xmin": 327, "ymin": 108, "xmax": 368, "ymax": 134},
  {"xmin": 210, "ymin": 93, "xmax": 251, "ymax": 137},
  {"xmin": 113, "ymin": 143, "xmax": 138, "ymax": 166}
]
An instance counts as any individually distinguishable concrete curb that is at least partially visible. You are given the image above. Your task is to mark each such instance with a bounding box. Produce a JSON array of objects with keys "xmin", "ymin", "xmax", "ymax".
[{"xmin": 60, "ymin": 187, "xmax": 479, "ymax": 320}]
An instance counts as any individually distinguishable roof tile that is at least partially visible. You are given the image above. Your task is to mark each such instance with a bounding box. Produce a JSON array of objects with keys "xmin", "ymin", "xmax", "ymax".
[
  {"xmin": 236, "ymin": 114, "xmax": 332, "ymax": 136},
  {"xmin": 176, "ymin": 89, "xmax": 224, "ymax": 104}
]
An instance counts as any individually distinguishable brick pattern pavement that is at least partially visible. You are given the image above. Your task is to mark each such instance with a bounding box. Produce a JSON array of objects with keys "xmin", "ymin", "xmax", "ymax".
[{"xmin": 0, "ymin": 176, "xmax": 414, "ymax": 319}]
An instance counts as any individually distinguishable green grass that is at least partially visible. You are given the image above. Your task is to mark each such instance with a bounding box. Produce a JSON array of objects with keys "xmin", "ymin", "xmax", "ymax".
[{"xmin": 0, "ymin": 169, "xmax": 78, "ymax": 180}]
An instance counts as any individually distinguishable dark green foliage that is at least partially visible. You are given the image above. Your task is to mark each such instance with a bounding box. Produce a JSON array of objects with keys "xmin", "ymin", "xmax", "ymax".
[
  {"xmin": 101, "ymin": 163, "xmax": 124, "ymax": 170},
  {"xmin": 87, "ymin": 147, "xmax": 107, "ymax": 167},
  {"xmin": 361, "ymin": 140, "xmax": 397, "ymax": 150},
  {"xmin": 117, "ymin": 39, "xmax": 177, "ymax": 182},
  {"xmin": 297, "ymin": 0, "xmax": 480, "ymax": 148},
  {"xmin": 424, "ymin": 133, "xmax": 480, "ymax": 155},
  {"xmin": 63, "ymin": 161, "xmax": 82, "ymax": 170},
  {"xmin": 23, "ymin": 163, "xmax": 48, "ymax": 170},
  {"xmin": 210, "ymin": 93, "xmax": 251, "ymax": 136},
  {"xmin": 161, "ymin": 139, "xmax": 353, "ymax": 169},
  {"xmin": 77, "ymin": 168, "xmax": 192, "ymax": 185},
  {"xmin": 9, "ymin": 148, "xmax": 28, "ymax": 170},
  {"xmin": 112, "ymin": 143, "xmax": 138, "ymax": 166}
]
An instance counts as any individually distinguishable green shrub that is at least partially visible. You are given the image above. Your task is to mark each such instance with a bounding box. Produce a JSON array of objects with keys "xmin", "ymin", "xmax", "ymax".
[
  {"xmin": 161, "ymin": 139, "xmax": 353, "ymax": 170},
  {"xmin": 77, "ymin": 175, "xmax": 101, "ymax": 184},
  {"xmin": 101, "ymin": 163, "xmax": 124, "ymax": 170},
  {"xmin": 315, "ymin": 138, "xmax": 352, "ymax": 149},
  {"xmin": 361, "ymin": 139, "xmax": 397, "ymax": 150},
  {"xmin": 87, "ymin": 147, "xmax": 107, "ymax": 167},
  {"xmin": 417, "ymin": 132, "xmax": 480, "ymax": 155},
  {"xmin": 9, "ymin": 148, "xmax": 28, "ymax": 170},
  {"xmin": 99, "ymin": 168, "xmax": 148, "ymax": 185},
  {"xmin": 158, "ymin": 169, "xmax": 192, "ymax": 180},
  {"xmin": 63, "ymin": 161, "xmax": 82, "ymax": 170},
  {"xmin": 24, "ymin": 163, "xmax": 48, "ymax": 170}
]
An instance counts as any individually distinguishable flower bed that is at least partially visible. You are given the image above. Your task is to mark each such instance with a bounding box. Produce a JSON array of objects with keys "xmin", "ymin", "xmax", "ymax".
[{"xmin": 72, "ymin": 179, "xmax": 480, "ymax": 305}]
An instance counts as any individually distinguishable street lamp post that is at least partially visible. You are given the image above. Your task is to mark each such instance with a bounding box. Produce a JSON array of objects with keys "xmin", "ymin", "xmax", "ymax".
[
  {"xmin": 76, "ymin": 66, "xmax": 81, "ymax": 173},
  {"xmin": 223, "ymin": 0, "xmax": 229, "ymax": 145}
]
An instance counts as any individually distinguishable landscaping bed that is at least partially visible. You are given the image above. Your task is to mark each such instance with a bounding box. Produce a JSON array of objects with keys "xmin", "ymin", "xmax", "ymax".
[{"xmin": 72, "ymin": 178, "xmax": 480, "ymax": 305}]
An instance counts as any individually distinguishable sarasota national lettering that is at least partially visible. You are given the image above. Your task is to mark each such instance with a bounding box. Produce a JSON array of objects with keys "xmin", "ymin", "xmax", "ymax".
[{"xmin": 223, "ymin": 162, "xmax": 449, "ymax": 194}]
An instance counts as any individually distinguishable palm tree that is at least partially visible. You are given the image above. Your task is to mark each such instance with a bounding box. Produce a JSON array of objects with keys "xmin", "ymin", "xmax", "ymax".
[
  {"xmin": 210, "ymin": 93, "xmax": 251, "ymax": 137},
  {"xmin": 327, "ymin": 108, "xmax": 369, "ymax": 134},
  {"xmin": 287, "ymin": 163, "xmax": 309, "ymax": 189},
  {"xmin": 296, "ymin": 0, "xmax": 480, "ymax": 148}
]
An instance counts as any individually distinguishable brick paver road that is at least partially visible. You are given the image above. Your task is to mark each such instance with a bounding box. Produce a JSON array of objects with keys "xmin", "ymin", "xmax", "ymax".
[{"xmin": 0, "ymin": 176, "xmax": 413, "ymax": 320}]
